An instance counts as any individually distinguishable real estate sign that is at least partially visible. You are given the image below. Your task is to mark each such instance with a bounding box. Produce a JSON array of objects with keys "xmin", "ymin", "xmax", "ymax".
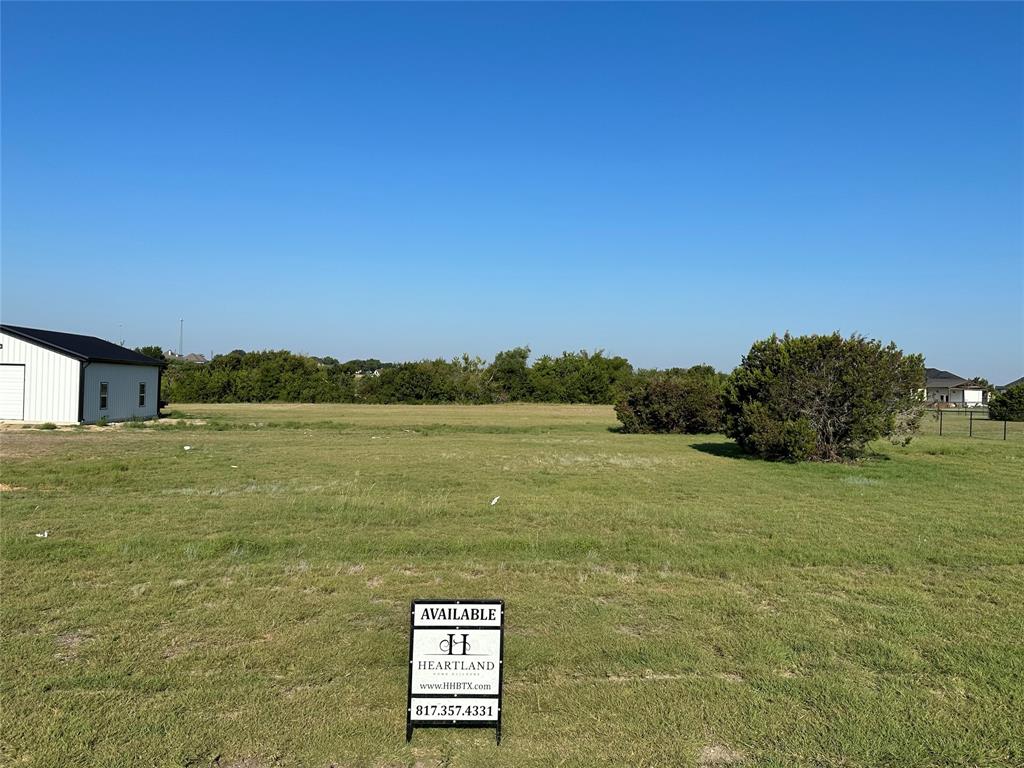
[{"xmin": 407, "ymin": 599, "xmax": 505, "ymax": 744}]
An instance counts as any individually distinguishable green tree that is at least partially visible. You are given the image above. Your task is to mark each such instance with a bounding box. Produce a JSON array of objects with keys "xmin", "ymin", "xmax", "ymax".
[
  {"xmin": 135, "ymin": 345, "xmax": 166, "ymax": 361},
  {"xmin": 988, "ymin": 384, "xmax": 1024, "ymax": 421},
  {"xmin": 723, "ymin": 333, "xmax": 925, "ymax": 462},
  {"xmin": 486, "ymin": 347, "xmax": 532, "ymax": 402},
  {"xmin": 528, "ymin": 350, "xmax": 633, "ymax": 404}
]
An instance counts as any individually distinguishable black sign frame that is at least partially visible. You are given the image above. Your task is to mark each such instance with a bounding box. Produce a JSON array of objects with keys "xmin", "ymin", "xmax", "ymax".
[{"xmin": 406, "ymin": 598, "xmax": 505, "ymax": 745}]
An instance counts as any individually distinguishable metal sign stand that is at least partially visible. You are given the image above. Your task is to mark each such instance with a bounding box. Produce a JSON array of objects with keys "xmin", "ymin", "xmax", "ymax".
[{"xmin": 406, "ymin": 599, "xmax": 505, "ymax": 745}]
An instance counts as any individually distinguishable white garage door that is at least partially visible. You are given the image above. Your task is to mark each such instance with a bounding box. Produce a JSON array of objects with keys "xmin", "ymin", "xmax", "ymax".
[{"xmin": 0, "ymin": 364, "xmax": 26, "ymax": 420}]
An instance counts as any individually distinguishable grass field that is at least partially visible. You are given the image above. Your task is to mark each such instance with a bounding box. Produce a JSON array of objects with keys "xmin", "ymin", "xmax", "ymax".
[{"xmin": 2, "ymin": 403, "xmax": 1022, "ymax": 767}]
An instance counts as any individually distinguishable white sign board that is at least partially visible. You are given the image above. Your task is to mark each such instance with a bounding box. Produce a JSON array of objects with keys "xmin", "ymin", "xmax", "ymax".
[{"xmin": 406, "ymin": 600, "xmax": 505, "ymax": 744}]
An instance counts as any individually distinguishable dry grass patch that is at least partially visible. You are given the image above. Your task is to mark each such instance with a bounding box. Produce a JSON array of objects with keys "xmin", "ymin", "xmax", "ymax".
[
  {"xmin": 54, "ymin": 630, "xmax": 91, "ymax": 663},
  {"xmin": 698, "ymin": 743, "xmax": 745, "ymax": 767}
]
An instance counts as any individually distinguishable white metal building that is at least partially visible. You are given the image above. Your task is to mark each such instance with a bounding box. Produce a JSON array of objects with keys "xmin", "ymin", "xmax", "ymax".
[{"xmin": 0, "ymin": 324, "xmax": 165, "ymax": 424}]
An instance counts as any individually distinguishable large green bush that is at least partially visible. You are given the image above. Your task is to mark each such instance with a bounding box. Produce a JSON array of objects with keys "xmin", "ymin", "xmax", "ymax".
[
  {"xmin": 988, "ymin": 384, "xmax": 1024, "ymax": 421},
  {"xmin": 723, "ymin": 333, "xmax": 925, "ymax": 462},
  {"xmin": 614, "ymin": 366, "xmax": 726, "ymax": 434}
]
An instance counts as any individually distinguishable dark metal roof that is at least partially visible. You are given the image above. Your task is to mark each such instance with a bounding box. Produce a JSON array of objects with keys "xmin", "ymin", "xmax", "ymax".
[
  {"xmin": 998, "ymin": 376, "xmax": 1023, "ymax": 391},
  {"xmin": 925, "ymin": 367, "xmax": 968, "ymax": 388},
  {"xmin": 925, "ymin": 367, "xmax": 962, "ymax": 381},
  {"xmin": 0, "ymin": 324, "xmax": 166, "ymax": 367}
]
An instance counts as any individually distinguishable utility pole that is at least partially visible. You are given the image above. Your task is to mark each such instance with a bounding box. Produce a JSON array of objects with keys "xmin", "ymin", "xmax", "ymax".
[{"xmin": 178, "ymin": 318, "xmax": 184, "ymax": 357}]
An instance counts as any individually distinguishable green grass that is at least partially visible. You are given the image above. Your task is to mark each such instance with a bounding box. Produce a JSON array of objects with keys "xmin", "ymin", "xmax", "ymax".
[{"xmin": 1, "ymin": 403, "xmax": 1021, "ymax": 767}]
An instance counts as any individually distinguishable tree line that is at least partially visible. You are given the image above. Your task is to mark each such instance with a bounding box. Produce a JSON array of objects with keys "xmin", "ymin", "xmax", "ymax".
[
  {"xmin": 144, "ymin": 335, "xmax": 1021, "ymax": 463},
  {"xmin": 154, "ymin": 347, "xmax": 637, "ymax": 405}
]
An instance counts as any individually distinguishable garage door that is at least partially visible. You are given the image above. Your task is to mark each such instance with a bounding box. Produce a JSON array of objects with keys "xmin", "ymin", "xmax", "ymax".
[{"xmin": 0, "ymin": 364, "xmax": 26, "ymax": 420}]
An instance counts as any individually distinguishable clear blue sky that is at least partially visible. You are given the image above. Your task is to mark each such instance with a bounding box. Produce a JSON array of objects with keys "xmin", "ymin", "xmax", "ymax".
[{"xmin": 2, "ymin": 2, "xmax": 1022, "ymax": 382}]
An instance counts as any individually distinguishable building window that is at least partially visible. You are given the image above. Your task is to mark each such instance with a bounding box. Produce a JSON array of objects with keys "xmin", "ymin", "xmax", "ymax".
[
  {"xmin": 99, "ymin": 382, "xmax": 109, "ymax": 410},
  {"xmin": 138, "ymin": 382, "xmax": 146, "ymax": 407}
]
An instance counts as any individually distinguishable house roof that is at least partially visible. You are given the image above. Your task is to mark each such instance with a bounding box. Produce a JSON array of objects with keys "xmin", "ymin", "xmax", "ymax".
[
  {"xmin": 998, "ymin": 376, "xmax": 1024, "ymax": 391},
  {"xmin": 0, "ymin": 324, "xmax": 166, "ymax": 367},
  {"xmin": 923, "ymin": 366, "xmax": 981, "ymax": 389},
  {"xmin": 925, "ymin": 367, "xmax": 961, "ymax": 380}
]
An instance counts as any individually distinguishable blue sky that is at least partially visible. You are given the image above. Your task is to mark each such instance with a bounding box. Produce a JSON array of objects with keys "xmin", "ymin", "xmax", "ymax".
[{"xmin": 2, "ymin": 2, "xmax": 1022, "ymax": 382}]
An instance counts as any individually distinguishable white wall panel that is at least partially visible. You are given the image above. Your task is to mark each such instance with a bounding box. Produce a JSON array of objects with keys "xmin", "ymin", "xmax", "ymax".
[
  {"xmin": 0, "ymin": 332, "xmax": 79, "ymax": 423},
  {"xmin": 0, "ymin": 365, "xmax": 26, "ymax": 419}
]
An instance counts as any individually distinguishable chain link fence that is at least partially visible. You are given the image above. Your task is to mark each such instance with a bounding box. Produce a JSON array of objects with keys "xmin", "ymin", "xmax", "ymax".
[{"xmin": 920, "ymin": 407, "xmax": 1022, "ymax": 441}]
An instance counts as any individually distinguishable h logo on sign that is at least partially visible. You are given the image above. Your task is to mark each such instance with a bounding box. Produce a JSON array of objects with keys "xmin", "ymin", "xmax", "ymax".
[{"xmin": 440, "ymin": 633, "xmax": 471, "ymax": 655}]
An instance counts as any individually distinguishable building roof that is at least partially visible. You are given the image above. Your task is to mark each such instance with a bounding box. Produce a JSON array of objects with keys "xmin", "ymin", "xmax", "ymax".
[
  {"xmin": 0, "ymin": 324, "xmax": 166, "ymax": 367},
  {"xmin": 924, "ymin": 367, "xmax": 974, "ymax": 389},
  {"xmin": 998, "ymin": 376, "xmax": 1024, "ymax": 391},
  {"xmin": 926, "ymin": 367, "xmax": 962, "ymax": 381}
]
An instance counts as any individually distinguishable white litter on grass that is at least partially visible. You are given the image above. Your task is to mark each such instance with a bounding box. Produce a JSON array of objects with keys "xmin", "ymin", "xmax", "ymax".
[
  {"xmin": 35, "ymin": 530, "xmax": 49, "ymax": 538},
  {"xmin": 230, "ymin": 465, "xmax": 238, "ymax": 469},
  {"xmin": 183, "ymin": 445, "xmax": 192, "ymax": 451},
  {"xmin": 490, "ymin": 496, "xmax": 500, "ymax": 506}
]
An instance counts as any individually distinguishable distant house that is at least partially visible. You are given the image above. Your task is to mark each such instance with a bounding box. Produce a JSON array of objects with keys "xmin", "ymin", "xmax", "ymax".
[
  {"xmin": 0, "ymin": 324, "xmax": 165, "ymax": 424},
  {"xmin": 996, "ymin": 376, "xmax": 1023, "ymax": 392},
  {"xmin": 166, "ymin": 351, "xmax": 208, "ymax": 363},
  {"xmin": 923, "ymin": 367, "xmax": 987, "ymax": 407}
]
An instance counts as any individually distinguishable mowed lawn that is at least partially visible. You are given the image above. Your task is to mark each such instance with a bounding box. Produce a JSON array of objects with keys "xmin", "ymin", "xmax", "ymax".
[{"xmin": 1, "ymin": 404, "xmax": 1022, "ymax": 768}]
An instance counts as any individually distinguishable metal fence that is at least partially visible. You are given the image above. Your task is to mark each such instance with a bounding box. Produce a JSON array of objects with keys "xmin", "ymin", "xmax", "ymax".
[{"xmin": 922, "ymin": 407, "xmax": 1021, "ymax": 441}]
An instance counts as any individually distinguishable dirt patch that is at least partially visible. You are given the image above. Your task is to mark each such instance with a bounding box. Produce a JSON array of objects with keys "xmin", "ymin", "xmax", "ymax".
[
  {"xmin": 0, "ymin": 483, "xmax": 27, "ymax": 492},
  {"xmin": 55, "ymin": 630, "xmax": 91, "ymax": 662},
  {"xmin": 0, "ymin": 417, "xmax": 207, "ymax": 433},
  {"xmin": 698, "ymin": 744, "xmax": 745, "ymax": 767}
]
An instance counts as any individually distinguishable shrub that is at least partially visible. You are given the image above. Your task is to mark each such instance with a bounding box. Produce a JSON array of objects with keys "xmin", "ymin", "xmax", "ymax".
[
  {"xmin": 989, "ymin": 384, "xmax": 1024, "ymax": 421},
  {"xmin": 614, "ymin": 366, "xmax": 726, "ymax": 434},
  {"xmin": 733, "ymin": 402, "xmax": 816, "ymax": 461},
  {"xmin": 95, "ymin": 416, "xmax": 109, "ymax": 427},
  {"xmin": 723, "ymin": 333, "xmax": 925, "ymax": 462},
  {"xmin": 529, "ymin": 350, "xmax": 634, "ymax": 404},
  {"xmin": 38, "ymin": 422, "xmax": 58, "ymax": 430}
]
